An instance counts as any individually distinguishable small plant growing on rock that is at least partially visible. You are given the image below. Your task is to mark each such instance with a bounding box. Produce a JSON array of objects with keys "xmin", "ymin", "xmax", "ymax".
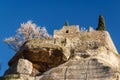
[
  {"xmin": 4, "ymin": 21, "xmax": 50, "ymax": 51},
  {"xmin": 1, "ymin": 74, "xmax": 20, "ymax": 80},
  {"xmin": 96, "ymin": 15, "xmax": 106, "ymax": 31},
  {"xmin": 65, "ymin": 21, "xmax": 69, "ymax": 26}
]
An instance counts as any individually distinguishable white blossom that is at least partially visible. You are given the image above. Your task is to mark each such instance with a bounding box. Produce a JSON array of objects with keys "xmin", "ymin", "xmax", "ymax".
[{"xmin": 4, "ymin": 20, "xmax": 50, "ymax": 52}]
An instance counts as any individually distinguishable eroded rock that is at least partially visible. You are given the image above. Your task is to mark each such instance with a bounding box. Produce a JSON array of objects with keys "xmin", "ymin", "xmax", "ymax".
[
  {"xmin": 5, "ymin": 59, "xmax": 33, "ymax": 75},
  {"xmin": 3, "ymin": 26, "xmax": 120, "ymax": 80},
  {"xmin": 8, "ymin": 38, "xmax": 69, "ymax": 74}
]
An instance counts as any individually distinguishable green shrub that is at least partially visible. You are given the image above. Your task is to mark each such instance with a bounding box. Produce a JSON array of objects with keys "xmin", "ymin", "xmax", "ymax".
[
  {"xmin": 1, "ymin": 74, "xmax": 20, "ymax": 80},
  {"xmin": 96, "ymin": 15, "xmax": 106, "ymax": 31},
  {"xmin": 65, "ymin": 21, "xmax": 69, "ymax": 26}
]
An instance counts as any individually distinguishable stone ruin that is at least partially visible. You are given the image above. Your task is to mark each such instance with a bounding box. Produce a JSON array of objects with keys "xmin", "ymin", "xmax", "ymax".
[{"xmin": 1, "ymin": 25, "xmax": 120, "ymax": 80}]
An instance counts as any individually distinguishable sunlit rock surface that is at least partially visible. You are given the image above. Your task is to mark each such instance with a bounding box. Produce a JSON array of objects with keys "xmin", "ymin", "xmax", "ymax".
[{"xmin": 2, "ymin": 26, "xmax": 120, "ymax": 80}]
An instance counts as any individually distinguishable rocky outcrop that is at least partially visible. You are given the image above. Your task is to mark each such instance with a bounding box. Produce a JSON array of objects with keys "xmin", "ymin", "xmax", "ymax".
[
  {"xmin": 40, "ymin": 59, "xmax": 119, "ymax": 80},
  {"xmin": 7, "ymin": 38, "xmax": 69, "ymax": 75},
  {"xmin": 39, "ymin": 46, "xmax": 120, "ymax": 80},
  {"xmin": 5, "ymin": 59, "xmax": 33, "ymax": 75},
  {"xmin": 2, "ymin": 26, "xmax": 120, "ymax": 80}
]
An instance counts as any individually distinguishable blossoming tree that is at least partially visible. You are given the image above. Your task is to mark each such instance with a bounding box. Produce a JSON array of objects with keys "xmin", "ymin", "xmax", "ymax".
[{"xmin": 4, "ymin": 21, "xmax": 50, "ymax": 51}]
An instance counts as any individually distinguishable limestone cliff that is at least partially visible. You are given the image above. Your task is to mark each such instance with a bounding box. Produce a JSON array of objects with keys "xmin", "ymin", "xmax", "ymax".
[{"xmin": 1, "ymin": 26, "xmax": 120, "ymax": 80}]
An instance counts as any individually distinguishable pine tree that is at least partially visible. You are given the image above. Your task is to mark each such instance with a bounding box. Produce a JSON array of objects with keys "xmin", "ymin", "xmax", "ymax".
[
  {"xmin": 65, "ymin": 21, "xmax": 69, "ymax": 26},
  {"xmin": 96, "ymin": 15, "xmax": 106, "ymax": 31}
]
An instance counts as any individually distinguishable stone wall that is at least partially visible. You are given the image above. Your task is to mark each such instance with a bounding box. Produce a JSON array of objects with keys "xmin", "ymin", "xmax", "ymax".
[{"xmin": 54, "ymin": 25, "xmax": 80, "ymax": 38}]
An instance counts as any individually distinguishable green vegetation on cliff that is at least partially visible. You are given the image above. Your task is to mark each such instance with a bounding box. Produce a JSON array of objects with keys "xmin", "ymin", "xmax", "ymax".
[{"xmin": 96, "ymin": 15, "xmax": 106, "ymax": 31}]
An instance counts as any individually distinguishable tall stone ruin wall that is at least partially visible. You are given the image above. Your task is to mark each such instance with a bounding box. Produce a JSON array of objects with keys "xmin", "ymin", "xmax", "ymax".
[
  {"xmin": 54, "ymin": 25, "xmax": 80, "ymax": 38},
  {"xmin": 53, "ymin": 26, "xmax": 118, "ymax": 54}
]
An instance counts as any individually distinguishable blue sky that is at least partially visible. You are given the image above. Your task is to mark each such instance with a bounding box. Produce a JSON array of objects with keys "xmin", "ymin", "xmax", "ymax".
[{"xmin": 0, "ymin": 0, "xmax": 120, "ymax": 76}]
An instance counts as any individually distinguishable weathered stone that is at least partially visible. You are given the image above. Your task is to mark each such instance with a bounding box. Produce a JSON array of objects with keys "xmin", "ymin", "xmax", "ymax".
[
  {"xmin": 22, "ymin": 47, "xmax": 66, "ymax": 72},
  {"xmin": 31, "ymin": 68, "xmax": 40, "ymax": 76},
  {"xmin": 18, "ymin": 74, "xmax": 30, "ymax": 80},
  {"xmin": 5, "ymin": 59, "xmax": 33, "ymax": 75},
  {"xmin": 3, "ymin": 26, "xmax": 120, "ymax": 80},
  {"xmin": 8, "ymin": 38, "xmax": 70, "ymax": 73},
  {"xmin": 17, "ymin": 59, "xmax": 33, "ymax": 75},
  {"xmin": 40, "ymin": 56, "xmax": 120, "ymax": 80}
]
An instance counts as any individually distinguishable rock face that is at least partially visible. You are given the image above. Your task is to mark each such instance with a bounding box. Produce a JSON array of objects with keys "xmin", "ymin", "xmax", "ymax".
[
  {"xmin": 8, "ymin": 39, "xmax": 68, "ymax": 75},
  {"xmin": 40, "ymin": 59, "xmax": 119, "ymax": 80},
  {"xmin": 5, "ymin": 59, "xmax": 33, "ymax": 75},
  {"xmin": 2, "ymin": 26, "xmax": 120, "ymax": 80}
]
